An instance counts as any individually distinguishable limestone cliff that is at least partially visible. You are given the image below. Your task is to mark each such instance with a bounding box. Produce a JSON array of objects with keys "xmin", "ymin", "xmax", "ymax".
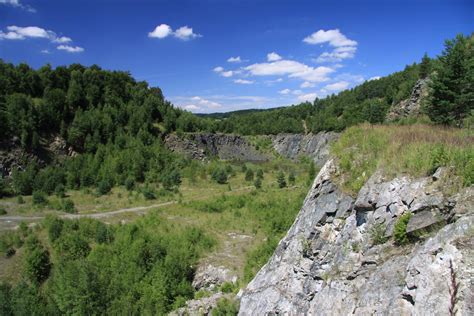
[
  {"xmin": 238, "ymin": 160, "xmax": 473, "ymax": 315},
  {"xmin": 271, "ymin": 132, "xmax": 339, "ymax": 166}
]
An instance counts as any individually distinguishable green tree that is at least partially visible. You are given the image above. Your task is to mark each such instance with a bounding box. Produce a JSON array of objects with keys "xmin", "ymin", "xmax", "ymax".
[
  {"xmin": 254, "ymin": 177, "xmax": 262, "ymax": 189},
  {"xmin": 426, "ymin": 34, "xmax": 474, "ymax": 125},
  {"xmin": 308, "ymin": 161, "xmax": 316, "ymax": 185},
  {"xmin": 277, "ymin": 171, "xmax": 286, "ymax": 188},
  {"xmin": 245, "ymin": 169, "xmax": 254, "ymax": 182},
  {"xmin": 23, "ymin": 237, "xmax": 51, "ymax": 284},
  {"xmin": 288, "ymin": 172, "xmax": 296, "ymax": 186},
  {"xmin": 419, "ymin": 52, "xmax": 431, "ymax": 79}
]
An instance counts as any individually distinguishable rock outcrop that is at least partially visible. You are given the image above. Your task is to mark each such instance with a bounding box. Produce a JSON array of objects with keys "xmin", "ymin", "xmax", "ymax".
[
  {"xmin": 192, "ymin": 264, "xmax": 238, "ymax": 291},
  {"xmin": 238, "ymin": 160, "xmax": 473, "ymax": 315},
  {"xmin": 170, "ymin": 292, "xmax": 233, "ymax": 316},
  {"xmin": 271, "ymin": 132, "xmax": 339, "ymax": 167},
  {"xmin": 165, "ymin": 133, "xmax": 268, "ymax": 162},
  {"xmin": 386, "ymin": 78, "xmax": 430, "ymax": 121}
]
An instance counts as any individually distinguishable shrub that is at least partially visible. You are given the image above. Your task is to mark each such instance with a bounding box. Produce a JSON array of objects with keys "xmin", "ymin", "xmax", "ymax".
[
  {"xmin": 62, "ymin": 199, "xmax": 76, "ymax": 214},
  {"xmin": 256, "ymin": 169, "xmax": 264, "ymax": 179},
  {"xmin": 254, "ymin": 177, "xmax": 262, "ymax": 189},
  {"xmin": 370, "ymin": 223, "xmax": 389, "ymax": 245},
  {"xmin": 212, "ymin": 169, "xmax": 228, "ymax": 184},
  {"xmin": 96, "ymin": 179, "xmax": 112, "ymax": 196},
  {"xmin": 220, "ymin": 282, "xmax": 236, "ymax": 293},
  {"xmin": 46, "ymin": 217, "xmax": 64, "ymax": 242},
  {"xmin": 55, "ymin": 184, "xmax": 66, "ymax": 198},
  {"xmin": 245, "ymin": 169, "xmax": 254, "ymax": 181},
  {"xmin": 23, "ymin": 237, "xmax": 51, "ymax": 284},
  {"xmin": 0, "ymin": 208, "xmax": 6, "ymax": 216},
  {"xmin": 211, "ymin": 298, "xmax": 239, "ymax": 316},
  {"xmin": 277, "ymin": 171, "xmax": 286, "ymax": 188},
  {"xmin": 125, "ymin": 176, "xmax": 135, "ymax": 191},
  {"xmin": 5, "ymin": 247, "xmax": 15, "ymax": 258},
  {"xmin": 142, "ymin": 186, "xmax": 156, "ymax": 200},
  {"xmin": 393, "ymin": 213, "xmax": 412, "ymax": 245},
  {"xmin": 16, "ymin": 196, "xmax": 25, "ymax": 204},
  {"xmin": 288, "ymin": 172, "xmax": 296, "ymax": 186},
  {"xmin": 32, "ymin": 191, "xmax": 48, "ymax": 205}
]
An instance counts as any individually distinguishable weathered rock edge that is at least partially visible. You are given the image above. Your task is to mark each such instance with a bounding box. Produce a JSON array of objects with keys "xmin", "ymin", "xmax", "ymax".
[{"xmin": 238, "ymin": 160, "xmax": 473, "ymax": 315}]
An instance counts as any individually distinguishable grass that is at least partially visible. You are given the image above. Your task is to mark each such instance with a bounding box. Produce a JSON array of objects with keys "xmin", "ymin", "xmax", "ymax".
[{"xmin": 332, "ymin": 123, "xmax": 474, "ymax": 194}]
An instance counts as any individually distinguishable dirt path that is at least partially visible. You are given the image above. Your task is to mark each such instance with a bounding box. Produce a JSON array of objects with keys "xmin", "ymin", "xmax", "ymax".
[{"xmin": 0, "ymin": 186, "xmax": 254, "ymax": 231}]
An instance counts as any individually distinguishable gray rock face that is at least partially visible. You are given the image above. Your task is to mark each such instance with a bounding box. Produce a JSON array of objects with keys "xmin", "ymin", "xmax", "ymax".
[
  {"xmin": 238, "ymin": 160, "xmax": 473, "ymax": 315},
  {"xmin": 271, "ymin": 132, "xmax": 339, "ymax": 166},
  {"xmin": 164, "ymin": 133, "xmax": 268, "ymax": 162},
  {"xmin": 170, "ymin": 292, "xmax": 232, "ymax": 316},
  {"xmin": 386, "ymin": 78, "xmax": 430, "ymax": 121},
  {"xmin": 192, "ymin": 264, "xmax": 238, "ymax": 291}
]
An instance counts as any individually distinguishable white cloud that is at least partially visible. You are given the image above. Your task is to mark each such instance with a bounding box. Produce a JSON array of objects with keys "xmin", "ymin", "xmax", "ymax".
[
  {"xmin": 227, "ymin": 56, "xmax": 242, "ymax": 63},
  {"xmin": 184, "ymin": 104, "xmax": 201, "ymax": 111},
  {"xmin": 0, "ymin": 25, "xmax": 84, "ymax": 52},
  {"xmin": 148, "ymin": 24, "xmax": 172, "ymax": 38},
  {"xmin": 368, "ymin": 76, "xmax": 381, "ymax": 81},
  {"xmin": 325, "ymin": 81, "xmax": 349, "ymax": 91},
  {"xmin": 267, "ymin": 52, "xmax": 282, "ymax": 61},
  {"xmin": 297, "ymin": 93, "xmax": 318, "ymax": 102},
  {"xmin": 300, "ymin": 81, "xmax": 315, "ymax": 88},
  {"xmin": 189, "ymin": 96, "xmax": 222, "ymax": 109},
  {"xmin": 0, "ymin": 0, "xmax": 35, "ymax": 12},
  {"xmin": 53, "ymin": 36, "xmax": 72, "ymax": 43},
  {"xmin": 174, "ymin": 26, "xmax": 201, "ymax": 40},
  {"xmin": 245, "ymin": 59, "xmax": 334, "ymax": 82},
  {"xmin": 316, "ymin": 45, "xmax": 357, "ymax": 62},
  {"xmin": 57, "ymin": 45, "xmax": 84, "ymax": 53},
  {"xmin": 40, "ymin": 49, "xmax": 50, "ymax": 54},
  {"xmin": 292, "ymin": 89, "xmax": 303, "ymax": 95},
  {"xmin": 279, "ymin": 89, "xmax": 291, "ymax": 95},
  {"xmin": 303, "ymin": 29, "xmax": 357, "ymax": 47},
  {"xmin": 221, "ymin": 71, "xmax": 233, "ymax": 77},
  {"xmin": 148, "ymin": 24, "xmax": 201, "ymax": 40},
  {"xmin": 234, "ymin": 79, "xmax": 254, "ymax": 84},
  {"xmin": 213, "ymin": 66, "xmax": 224, "ymax": 73}
]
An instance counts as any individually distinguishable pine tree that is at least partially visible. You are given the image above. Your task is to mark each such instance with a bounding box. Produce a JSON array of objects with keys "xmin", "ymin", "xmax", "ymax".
[
  {"xmin": 277, "ymin": 171, "xmax": 286, "ymax": 188},
  {"xmin": 419, "ymin": 53, "xmax": 431, "ymax": 79},
  {"xmin": 288, "ymin": 172, "xmax": 296, "ymax": 186},
  {"xmin": 245, "ymin": 169, "xmax": 254, "ymax": 182},
  {"xmin": 425, "ymin": 34, "xmax": 474, "ymax": 125}
]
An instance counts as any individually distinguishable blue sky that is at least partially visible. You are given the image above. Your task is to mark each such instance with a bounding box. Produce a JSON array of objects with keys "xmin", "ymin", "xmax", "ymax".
[{"xmin": 0, "ymin": 0, "xmax": 472, "ymax": 113}]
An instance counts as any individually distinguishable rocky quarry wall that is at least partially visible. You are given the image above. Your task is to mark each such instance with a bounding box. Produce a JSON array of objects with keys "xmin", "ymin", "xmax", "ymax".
[{"xmin": 238, "ymin": 160, "xmax": 473, "ymax": 315}]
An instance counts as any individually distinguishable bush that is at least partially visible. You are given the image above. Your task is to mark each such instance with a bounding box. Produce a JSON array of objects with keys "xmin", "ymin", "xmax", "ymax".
[
  {"xmin": 370, "ymin": 223, "xmax": 389, "ymax": 245},
  {"xmin": 125, "ymin": 177, "xmax": 135, "ymax": 191},
  {"xmin": 23, "ymin": 238, "xmax": 51, "ymax": 284},
  {"xmin": 254, "ymin": 177, "xmax": 262, "ymax": 189},
  {"xmin": 142, "ymin": 186, "xmax": 156, "ymax": 200},
  {"xmin": 5, "ymin": 247, "xmax": 15, "ymax": 258},
  {"xmin": 96, "ymin": 179, "xmax": 112, "ymax": 196},
  {"xmin": 16, "ymin": 196, "xmax": 25, "ymax": 204},
  {"xmin": 393, "ymin": 213, "xmax": 412, "ymax": 245},
  {"xmin": 245, "ymin": 169, "xmax": 254, "ymax": 181},
  {"xmin": 62, "ymin": 199, "xmax": 76, "ymax": 214},
  {"xmin": 220, "ymin": 282, "xmax": 236, "ymax": 293},
  {"xmin": 277, "ymin": 171, "xmax": 286, "ymax": 188},
  {"xmin": 55, "ymin": 184, "xmax": 66, "ymax": 198},
  {"xmin": 212, "ymin": 298, "xmax": 239, "ymax": 316},
  {"xmin": 0, "ymin": 208, "xmax": 6, "ymax": 216},
  {"xmin": 32, "ymin": 191, "xmax": 48, "ymax": 205},
  {"xmin": 46, "ymin": 217, "xmax": 64, "ymax": 242},
  {"xmin": 256, "ymin": 169, "xmax": 264, "ymax": 179},
  {"xmin": 288, "ymin": 172, "xmax": 296, "ymax": 186},
  {"xmin": 212, "ymin": 168, "xmax": 228, "ymax": 184}
]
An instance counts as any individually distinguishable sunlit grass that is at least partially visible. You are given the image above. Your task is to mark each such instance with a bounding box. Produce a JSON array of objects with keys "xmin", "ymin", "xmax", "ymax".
[{"xmin": 332, "ymin": 123, "xmax": 474, "ymax": 194}]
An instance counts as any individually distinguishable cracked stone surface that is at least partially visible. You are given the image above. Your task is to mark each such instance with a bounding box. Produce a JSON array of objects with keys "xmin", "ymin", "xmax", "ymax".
[{"xmin": 238, "ymin": 160, "xmax": 473, "ymax": 315}]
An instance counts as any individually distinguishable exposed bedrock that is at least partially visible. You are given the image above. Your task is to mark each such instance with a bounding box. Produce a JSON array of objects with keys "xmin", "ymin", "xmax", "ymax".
[{"xmin": 238, "ymin": 160, "xmax": 473, "ymax": 315}]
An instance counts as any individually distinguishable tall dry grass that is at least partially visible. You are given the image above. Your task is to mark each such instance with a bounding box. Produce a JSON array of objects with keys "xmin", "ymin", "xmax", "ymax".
[{"xmin": 332, "ymin": 123, "xmax": 474, "ymax": 193}]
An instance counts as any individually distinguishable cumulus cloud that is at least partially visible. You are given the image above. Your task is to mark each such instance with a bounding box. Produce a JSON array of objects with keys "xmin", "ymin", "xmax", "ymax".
[
  {"xmin": 267, "ymin": 52, "xmax": 282, "ymax": 61},
  {"xmin": 0, "ymin": 25, "xmax": 83, "ymax": 53},
  {"xmin": 149, "ymin": 24, "xmax": 201, "ymax": 40},
  {"xmin": 148, "ymin": 24, "xmax": 173, "ymax": 38},
  {"xmin": 227, "ymin": 56, "xmax": 242, "ymax": 63},
  {"xmin": 303, "ymin": 29, "xmax": 357, "ymax": 47},
  {"xmin": 57, "ymin": 45, "xmax": 84, "ymax": 53},
  {"xmin": 234, "ymin": 79, "xmax": 254, "ymax": 84},
  {"xmin": 316, "ymin": 46, "xmax": 357, "ymax": 62},
  {"xmin": 184, "ymin": 104, "xmax": 201, "ymax": 111},
  {"xmin": 300, "ymin": 81, "xmax": 315, "ymax": 88},
  {"xmin": 174, "ymin": 26, "xmax": 201, "ymax": 40},
  {"xmin": 297, "ymin": 93, "xmax": 318, "ymax": 102},
  {"xmin": 304, "ymin": 29, "xmax": 358, "ymax": 63},
  {"xmin": 245, "ymin": 59, "xmax": 334, "ymax": 82},
  {"xmin": 324, "ymin": 81, "xmax": 349, "ymax": 91},
  {"xmin": 0, "ymin": 0, "xmax": 35, "ymax": 12},
  {"xmin": 40, "ymin": 49, "xmax": 50, "ymax": 54},
  {"xmin": 180, "ymin": 96, "xmax": 223, "ymax": 112},
  {"xmin": 368, "ymin": 76, "xmax": 381, "ymax": 81},
  {"xmin": 213, "ymin": 66, "xmax": 224, "ymax": 73},
  {"xmin": 221, "ymin": 71, "xmax": 233, "ymax": 77},
  {"xmin": 279, "ymin": 89, "xmax": 291, "ymax": 95}
]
